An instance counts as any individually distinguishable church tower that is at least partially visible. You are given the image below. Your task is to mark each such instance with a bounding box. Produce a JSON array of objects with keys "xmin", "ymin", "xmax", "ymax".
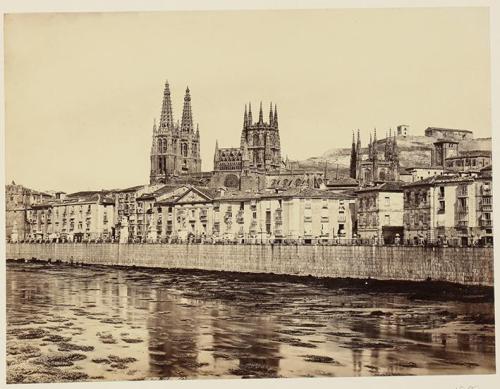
[
  {"xmin": 150, "ymin": 82, "xmax": 201, "ymax": 185},
  {"xmin": 239, "ymin": 101, "xmax": 282, "ymax": 172}
]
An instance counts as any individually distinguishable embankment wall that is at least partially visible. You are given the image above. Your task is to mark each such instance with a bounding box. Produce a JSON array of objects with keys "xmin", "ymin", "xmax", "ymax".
[{"xmin": 5, "ymin": 243, "xmax": 494, "ymax": 286}]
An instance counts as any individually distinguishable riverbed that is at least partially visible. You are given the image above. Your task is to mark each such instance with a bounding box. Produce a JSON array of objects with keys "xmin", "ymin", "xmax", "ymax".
[{"xmin": 6, "ymin": 262, "xmax": 496, "ymax": 383}]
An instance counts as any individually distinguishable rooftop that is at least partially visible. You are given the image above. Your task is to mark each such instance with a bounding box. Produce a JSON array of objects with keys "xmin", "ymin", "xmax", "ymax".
[
  {"xmin": 403, "ymin": 174, "xmax": 474, "ymax": 188},
  {"xmin": 426, "ymin": 127, "xmax": 473, "ymax": 134}
]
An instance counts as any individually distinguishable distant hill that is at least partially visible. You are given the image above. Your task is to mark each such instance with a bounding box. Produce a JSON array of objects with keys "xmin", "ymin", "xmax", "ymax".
[{"xmin": 296, "ymin": 135, "xmax": 492, "ymax": 176}]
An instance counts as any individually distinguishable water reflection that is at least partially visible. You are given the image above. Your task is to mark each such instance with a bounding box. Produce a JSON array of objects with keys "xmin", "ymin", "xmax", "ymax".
[{"xmin": 6, "ymin": 262, "xmax": 496, "ymax": 384}]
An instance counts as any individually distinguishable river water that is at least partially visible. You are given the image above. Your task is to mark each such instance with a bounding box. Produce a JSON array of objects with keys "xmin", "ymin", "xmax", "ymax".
[{"xmin": 6, "ymin": 262, "xmax": 495, "ymax": 383}]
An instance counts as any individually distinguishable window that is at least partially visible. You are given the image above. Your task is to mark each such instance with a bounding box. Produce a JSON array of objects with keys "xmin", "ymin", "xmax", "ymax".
[
  {"xmin": 181, "ymin": 143, "xmax": 188, "ymax": 157},
  {"xmin": 438, "ymin": 200, "xmax": 445, "ymax": 214},
  {"xmin": 384, "ymin": 215, "xmax": 390, "ymax": 225},
  {"xmin": 265, "ymin": 210, "xmax": 271, "ymax": 234},
  {"xmin": 438, "ymin": 186, "xmax": 445, "ymax": 198},
  {"xmin": 384, "ymin": 196, "xmax": 390, "ymax": 206}
]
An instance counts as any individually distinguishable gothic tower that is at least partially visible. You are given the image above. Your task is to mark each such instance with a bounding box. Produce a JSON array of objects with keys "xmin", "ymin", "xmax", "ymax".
[
  {"xmin": 150, "ymin": 82, "xmax": 201, "ymax": 185},
  {"xmin": 239, "ymin": 101, "xmax": 282, "ymax": 172}
]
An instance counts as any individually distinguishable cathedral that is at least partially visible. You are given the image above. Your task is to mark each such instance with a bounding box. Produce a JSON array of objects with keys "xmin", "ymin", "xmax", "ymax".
[
  {"xmin": 148, "ymin": 80, "xmax": 324, "ymax": 191},
  {"xmin": 350, "ymin": 128, "xmax": 400, "ymax": 186},
  {"xmin": 149, "ymin": 82, "xmax": 201, "ymax": 184}
]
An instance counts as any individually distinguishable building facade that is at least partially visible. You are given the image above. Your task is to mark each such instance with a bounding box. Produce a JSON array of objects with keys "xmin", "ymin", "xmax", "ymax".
[
  {"xmin": 403, "ymin": 173, "xmax": 492, "ymax": 246},
  {"xmin": 25, "ymin": 193, "xmax": 115, "ymax": 242},
  {"xmin": 444, "ymin": 153, "xmax": 492, "ymax": 172},
  {"xmin": 150, "ymin": 82, "xmax": 201, "ymax": 184},
  {"xmin": 127, "ymin": 186, "xmax": 358, "ymax": 244},
  {"xmin": 356, "ymin": 182, "xmax": 404, "ymax": 243},
  {"xmin": 5, "ymin": 183, "xmax": 54, "ymax": 242}
]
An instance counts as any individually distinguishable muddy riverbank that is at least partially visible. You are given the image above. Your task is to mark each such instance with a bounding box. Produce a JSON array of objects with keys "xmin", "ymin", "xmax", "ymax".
[{"xmin": 6, "ymin": 261, "xmax": 496, "ymax": 383}]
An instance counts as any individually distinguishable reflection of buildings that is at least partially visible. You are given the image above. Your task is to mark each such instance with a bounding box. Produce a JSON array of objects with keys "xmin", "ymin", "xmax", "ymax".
[
  {"xmin": 211, "ymin": 309, "xmax": 281, "ymax": 377},
  {"xmin": 147, "ymin": 289, "xmax": 200, "ymax": 377}
]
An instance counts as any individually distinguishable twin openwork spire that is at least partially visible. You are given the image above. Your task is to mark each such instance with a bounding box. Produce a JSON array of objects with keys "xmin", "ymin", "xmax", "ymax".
[
  {"xmin": 150, "ymin": 81, "xmax": 201, "ymax": 184},
  {"xmin": 156, "ymin": 81, "xmax": 195, "ymax": 134}
]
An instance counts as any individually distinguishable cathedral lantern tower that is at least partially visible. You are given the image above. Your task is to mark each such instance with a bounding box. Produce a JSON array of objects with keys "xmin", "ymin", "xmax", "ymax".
[{"xmin": 240, "ymin": 101, "xmax": 282, "ymax": 172}]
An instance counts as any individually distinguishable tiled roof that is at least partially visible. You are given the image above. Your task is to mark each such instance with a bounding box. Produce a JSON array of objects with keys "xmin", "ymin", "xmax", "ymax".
[
  {"xmin": 214, "ymin": 188, "xmax": 354, "ymax": 201},
  {"xmin": 403, "ymin": 174, "xmax": 474, "ymax": 188},
  {"xmin": 326, "ymin": 177, "xmax": 358, "ymax": 186},
  {"xmin": 356, "ymin": 181, "xmax": 403, "ymax": 193},
  {"xmin": 117, "ymin": 185, "xmax": 146, "ymax": 193},
  {"xmin": 426, "ymin": 127, "xmax": 472, "ymax": 133},
  {"xmin": 136, "ymin": 184, "xmax": 182, "ymax": 200}
]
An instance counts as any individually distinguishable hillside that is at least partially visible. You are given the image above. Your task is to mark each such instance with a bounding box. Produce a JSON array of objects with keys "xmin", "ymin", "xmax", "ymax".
[{"xmin": 298, "ymin": 135, "xmax": 492, "ymax": 175}]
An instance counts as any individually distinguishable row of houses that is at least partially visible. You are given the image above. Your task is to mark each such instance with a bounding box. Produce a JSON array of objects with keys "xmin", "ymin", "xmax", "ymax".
[
  {"xmin": 7, "ymin": 163, "xmax": 492, "ymax": 246},
  {"xmin": 356, "ymin": 165, "xmax": 492, "ymax": 246},
  {"xmin": 13, "ymin": 185, "xmax": 356, "ymax": 244}
]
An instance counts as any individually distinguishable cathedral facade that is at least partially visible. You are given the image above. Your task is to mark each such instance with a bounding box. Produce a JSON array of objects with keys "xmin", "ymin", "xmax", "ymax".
[
  {"xmin": 350, "ymin": 129, "xmax": 400, "ymax": 187},
  {"xmin": 149, "ymin": 82, "xmax": 201, "ymax": 184}
]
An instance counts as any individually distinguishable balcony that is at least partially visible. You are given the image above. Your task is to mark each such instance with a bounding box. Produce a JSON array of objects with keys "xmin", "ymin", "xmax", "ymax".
[
  {"xmin": 304, "ymin": 216, "xmax": 312, "ymax": 223},
  {"xmin": 480, "ymin": 219, "xmax": 492, "ymax": 228},
  {"xmin": 455, "ymin": 205, "xmax": 469, "ymax": 214},
  {"xmin": 320, "ymin": 216, "xmax": 329, "ymax": 223},
  {"xmin": 456, "ymin": 220, "xmax": 468, "ymax": 228},
  {"xmin": 482, "ymin": 204, "xmax": 492, "ymax": 212},
  {"xmin": 338, "ymin": 214, "xmax": 346, "ymax": 223}
]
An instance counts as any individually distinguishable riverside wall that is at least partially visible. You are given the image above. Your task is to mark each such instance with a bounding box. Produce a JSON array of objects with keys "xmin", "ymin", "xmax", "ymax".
[{"xmin": 5, "ymin": 243, "xmax": 494, "ymax": 286}]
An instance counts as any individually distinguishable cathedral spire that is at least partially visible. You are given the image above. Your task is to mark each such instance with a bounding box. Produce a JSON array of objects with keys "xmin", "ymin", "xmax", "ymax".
[
  {"xmin": 243, "ymin": 104, "xmax": 248, "ymax": 129},
  {"xmin": 248, "ymin": 102, "xmax": 253, "ymax": 125},
  {"xmin": 369, "ymin": 132, "xmax": 373, "ymax": 160},
  {"xmin": 214, "ymin": 140, "xmax": 219, "ymax": 164},
  {"xmin": 258, "ymin": 101, "xmax": 264, "ymax": 124},
  {"xmin": 159, "ymin": 80, "xmax": 174, "ymax": 130},
  {"xmin": 181, "ymin": 86, "xmax": 193, "ymax": 133},
  {"xmin": 350, "ymin": 130, "xmax": 357, "ymax": 179},
  {"xmin": 393, "ymin": 132, "xmax": 399, "ymax": 162},
  {"xmin": 153, "ymin": 118, "xmax": 157, "ymax": 134},
  {"xmin": 269, "ymin": 102, "xmax": 273, "ymax": 125},
  {"xmin": 274, "ymin": 104, "xmax": 278, "ymax": 127}
]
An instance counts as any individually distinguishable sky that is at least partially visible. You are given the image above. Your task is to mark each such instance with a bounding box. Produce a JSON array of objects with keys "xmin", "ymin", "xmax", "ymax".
[{"xmin": 4, "ymin": 7, "xmax": 491, "ymax": 193}]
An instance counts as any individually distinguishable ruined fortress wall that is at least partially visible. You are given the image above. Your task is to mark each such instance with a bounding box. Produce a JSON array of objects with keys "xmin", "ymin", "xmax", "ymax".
[{"xmin": 5, "ymin": 243, "xmax": 493, "ymax": 286}]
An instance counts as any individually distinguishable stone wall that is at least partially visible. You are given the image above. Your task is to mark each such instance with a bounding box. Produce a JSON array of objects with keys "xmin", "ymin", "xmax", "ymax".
[{"xmin": 5, "ymin": 243, "xmax": 494, "ymax": 286}]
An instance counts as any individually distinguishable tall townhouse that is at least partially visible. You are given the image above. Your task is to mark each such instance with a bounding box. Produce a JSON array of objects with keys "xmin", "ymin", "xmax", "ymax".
[
  {"xmin": 26, "ymin": 192, "xmax": 115, "ymax": 242},
  {"xmin": 356, "ymin": 182, "xmax": 404, "ymax": 243}
]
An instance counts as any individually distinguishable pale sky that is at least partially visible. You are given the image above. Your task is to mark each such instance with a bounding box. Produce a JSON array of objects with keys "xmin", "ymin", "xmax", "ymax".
[{"xmin": 4, "ymin": 8, "xmax": 491, "ymax": 193}]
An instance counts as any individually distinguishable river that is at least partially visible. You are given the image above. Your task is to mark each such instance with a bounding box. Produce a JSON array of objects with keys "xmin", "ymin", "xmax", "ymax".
[{"xmin": 6, "ymin": 262, "xmax": 495, "ymax": 383}]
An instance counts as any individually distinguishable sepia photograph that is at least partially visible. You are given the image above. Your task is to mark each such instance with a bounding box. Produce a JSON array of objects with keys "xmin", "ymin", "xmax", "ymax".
[{"xmin": 1, "ymin": 1, "xmax": 498, "ymax": 387}]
